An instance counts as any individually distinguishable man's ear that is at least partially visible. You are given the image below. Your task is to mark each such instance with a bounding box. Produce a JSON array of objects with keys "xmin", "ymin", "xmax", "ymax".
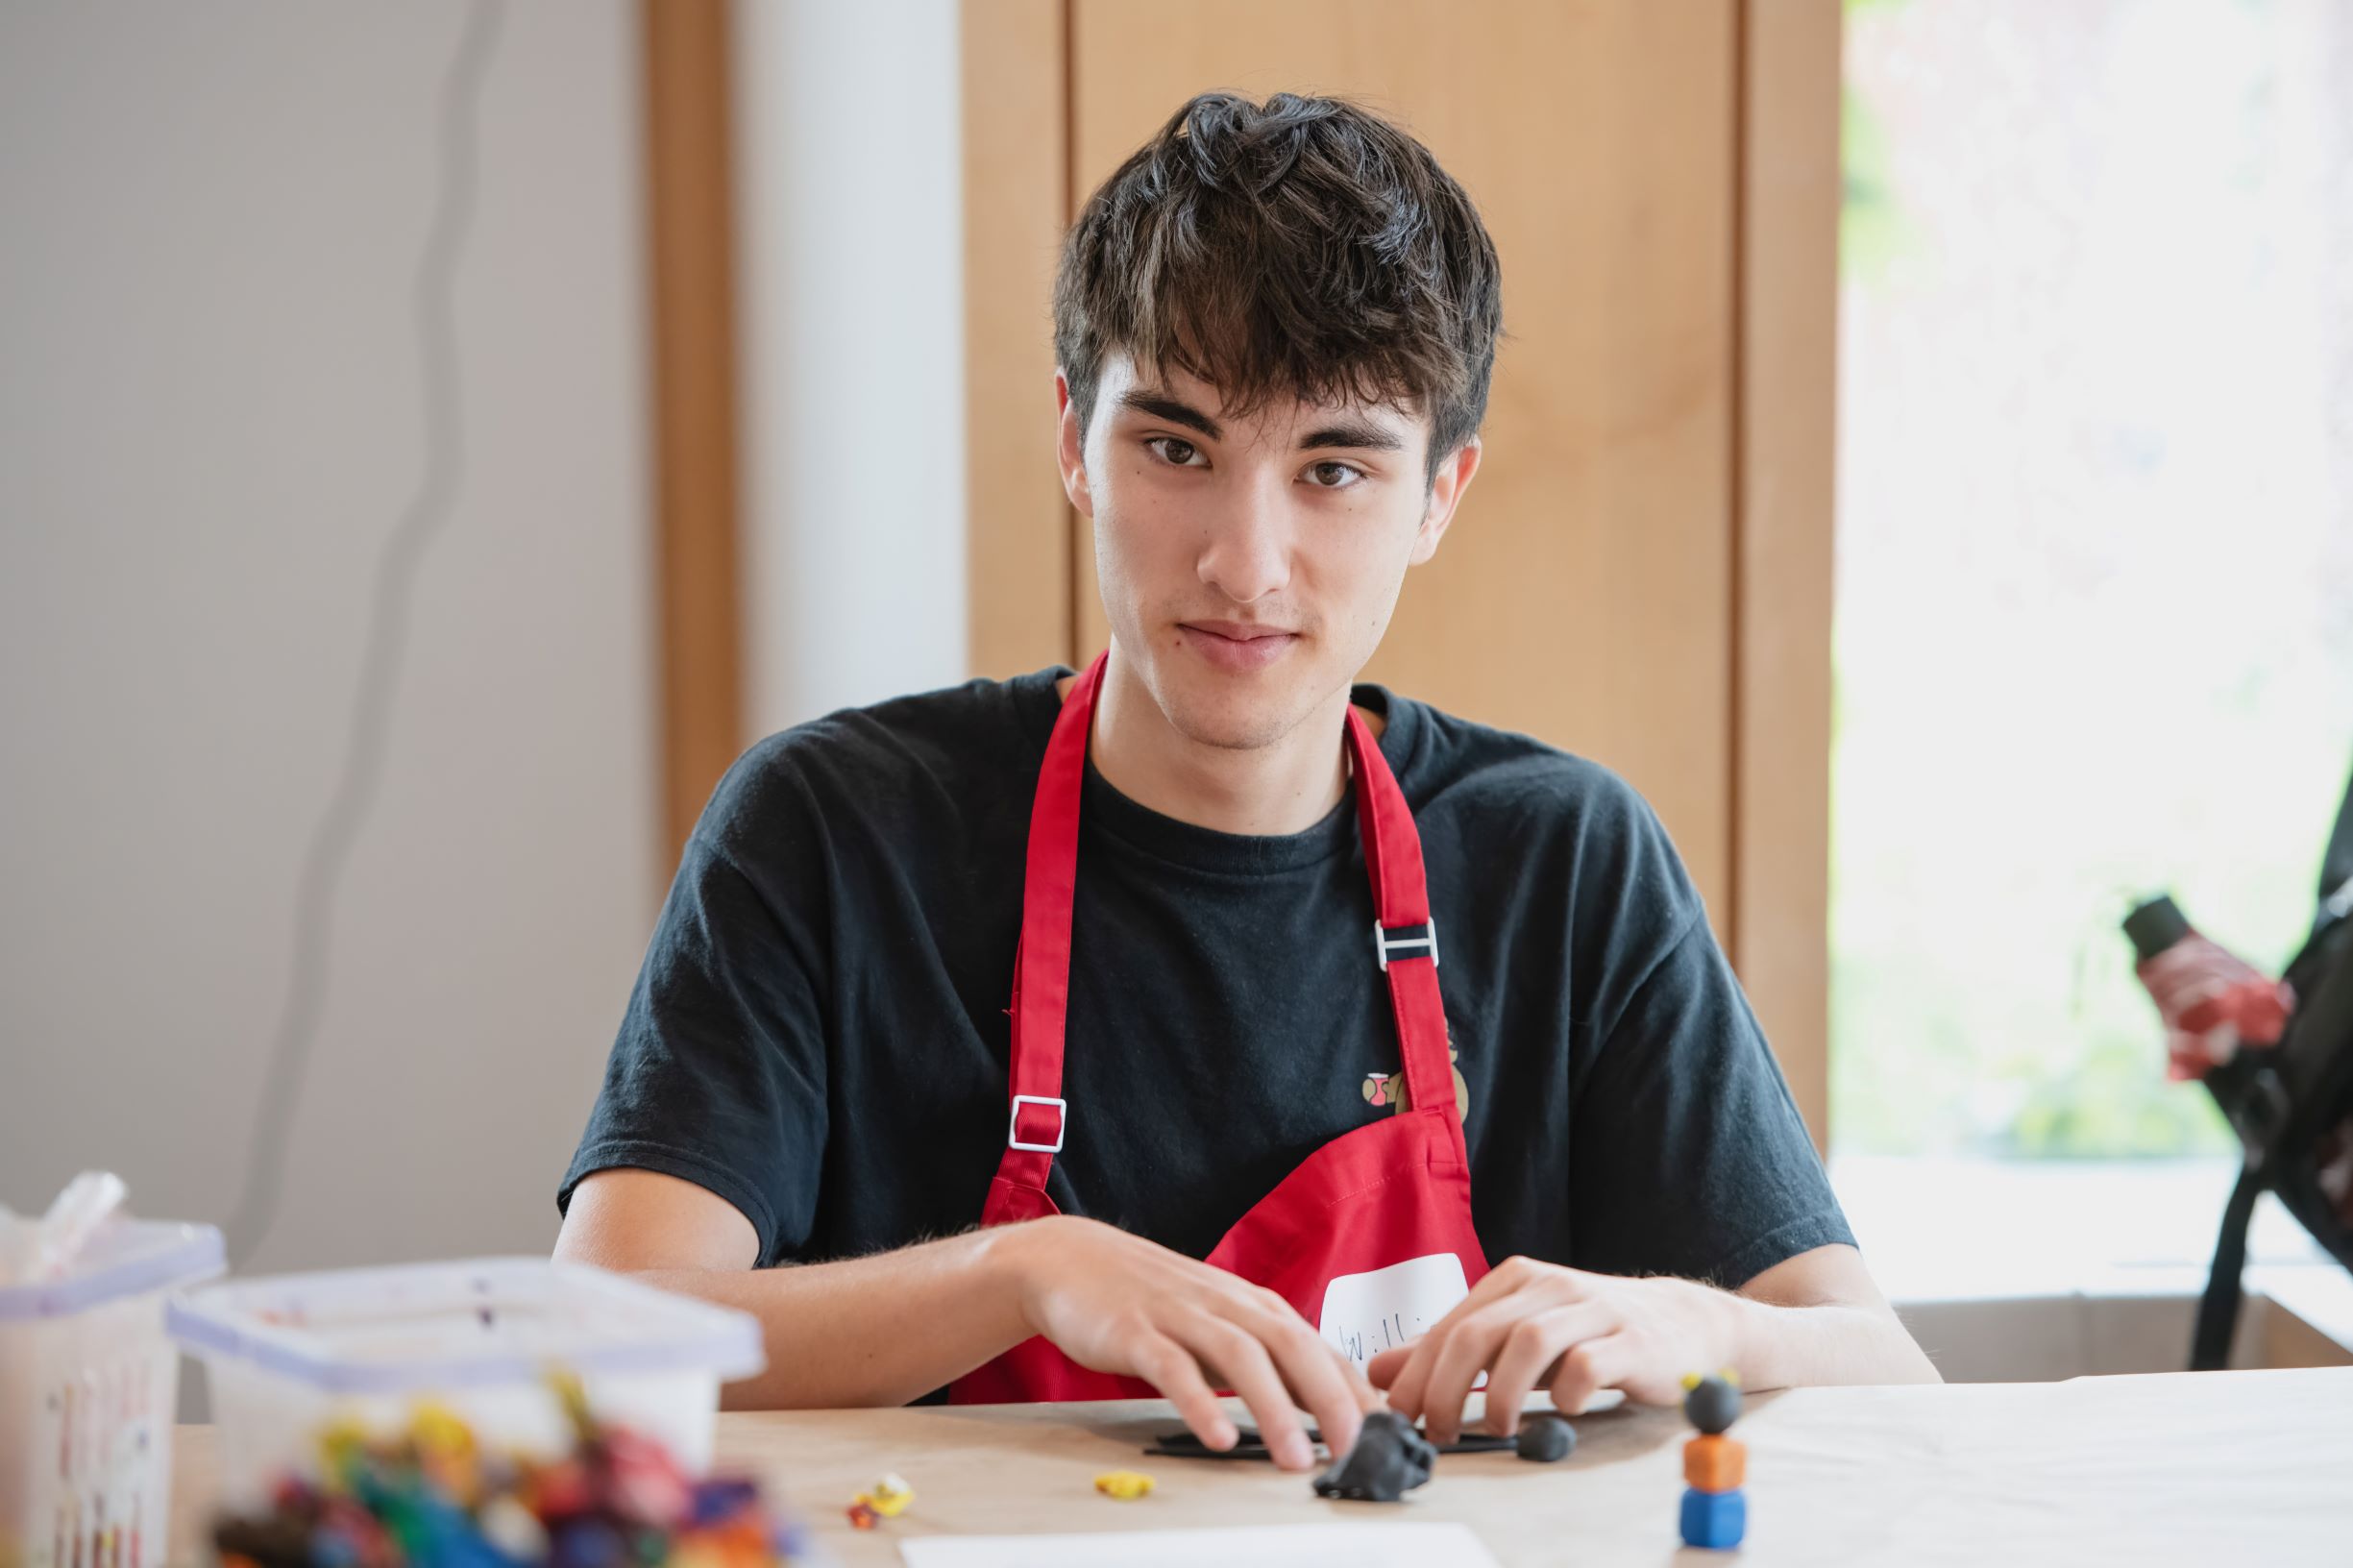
[
  {"xmin": 1409, "ymin": 435, "xmax": 1483, "ymax": 566},
  {"xmin": 1055, "ymin": 369, "xmax": 1094, "ymax": 519}
]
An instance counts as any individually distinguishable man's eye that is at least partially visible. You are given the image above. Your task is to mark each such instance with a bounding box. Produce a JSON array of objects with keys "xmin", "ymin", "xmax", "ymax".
[
  {"xmin": 1309, "ymin": 461, "xmax": 1364, "ymax": 489},
  {"xmin": 1145, "ymin": 436, "xmax": 1202, "ymax": 466}
]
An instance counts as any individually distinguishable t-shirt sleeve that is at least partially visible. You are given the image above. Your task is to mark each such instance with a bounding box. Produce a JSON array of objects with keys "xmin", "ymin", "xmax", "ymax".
[
  {"xmin": 557, "ymin": 758, "xmax": 829, "ymax": 1267},
  {"xmin": 1567, "ymin": 907, "xmax": 1854, "ymax": 1290}
]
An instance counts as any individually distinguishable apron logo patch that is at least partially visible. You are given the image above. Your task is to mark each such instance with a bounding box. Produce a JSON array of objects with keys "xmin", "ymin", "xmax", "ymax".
[{"xmin": 1361, "ymin": 1037, "xmax": 1470, "ymax": 1120}]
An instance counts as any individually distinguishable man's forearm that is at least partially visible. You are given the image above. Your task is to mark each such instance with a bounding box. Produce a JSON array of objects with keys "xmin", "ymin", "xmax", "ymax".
[
  {"xmin": 628, "ymin": 1225, "xmax": 1037, "ymax": 1409},
  {"xmin": 1730, "ymin": 1295, "xmax": 1943, "ymax": 1391}
]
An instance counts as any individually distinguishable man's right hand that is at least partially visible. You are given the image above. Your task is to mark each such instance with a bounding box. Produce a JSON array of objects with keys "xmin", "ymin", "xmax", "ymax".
[{"xmin": 995, "ymin": 1214, "xmax": 1377, "ymax": 1470}]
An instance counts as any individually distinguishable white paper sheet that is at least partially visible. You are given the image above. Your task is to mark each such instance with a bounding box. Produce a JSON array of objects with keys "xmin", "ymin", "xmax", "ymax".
[{"xmin": 899, "ymin": 1521, "xmax": 1503, "ymax": 1568}]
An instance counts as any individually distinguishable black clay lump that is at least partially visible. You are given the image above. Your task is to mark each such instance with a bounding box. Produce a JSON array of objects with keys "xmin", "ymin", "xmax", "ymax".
[
  {"xmin": 1311, "ymin": 1409, "xmax": 1436, "ymax": 1503},
  {"xmin": 1514, "ymin": 1411, "xmax": 1577, "ymax": 1462}
]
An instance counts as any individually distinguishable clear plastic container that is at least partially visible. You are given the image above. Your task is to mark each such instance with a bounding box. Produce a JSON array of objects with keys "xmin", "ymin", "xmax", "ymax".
[
  {"xmin": 165, "ymin": 1257, "xmax": 765, "ymax": 1513},
  {"xmin": 0, "ymin": 1218, "xmax": 226, "ymax": 1568}
]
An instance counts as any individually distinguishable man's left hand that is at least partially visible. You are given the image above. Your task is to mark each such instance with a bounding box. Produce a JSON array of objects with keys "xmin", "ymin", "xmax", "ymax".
[{"xmin": 1366, "ymin": 1255, "xmax": 1745, "ymax": 1443}]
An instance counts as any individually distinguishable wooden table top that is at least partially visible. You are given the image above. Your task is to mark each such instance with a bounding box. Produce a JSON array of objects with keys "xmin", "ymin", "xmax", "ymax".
[{"xmin": 169, "ymin": 1366, "xmax": 2353, "ymax": 1566}]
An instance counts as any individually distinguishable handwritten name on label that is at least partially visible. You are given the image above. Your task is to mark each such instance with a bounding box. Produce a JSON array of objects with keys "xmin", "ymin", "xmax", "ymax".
[{"xmin": 1316, "ymin": 1254, "xmax": 1471, "ymax": 1371}]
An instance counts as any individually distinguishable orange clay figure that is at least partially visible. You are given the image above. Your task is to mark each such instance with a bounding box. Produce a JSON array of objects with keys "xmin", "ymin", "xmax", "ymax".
[{"xmin": 1683, "ymin": 1433, "xmax": 1747, "ymax": 1492}]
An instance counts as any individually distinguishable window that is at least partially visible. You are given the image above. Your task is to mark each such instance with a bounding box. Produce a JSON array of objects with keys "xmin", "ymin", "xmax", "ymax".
[{"xmin": 1834, "ymin": 0, "xmax": 2353, "ymax": 1160}]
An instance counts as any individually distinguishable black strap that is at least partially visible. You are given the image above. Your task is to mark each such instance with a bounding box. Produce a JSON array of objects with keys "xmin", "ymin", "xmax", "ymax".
[{"xmin": 2192, "ymin": 1160, "xmax": 2265, "ymax": 1371}]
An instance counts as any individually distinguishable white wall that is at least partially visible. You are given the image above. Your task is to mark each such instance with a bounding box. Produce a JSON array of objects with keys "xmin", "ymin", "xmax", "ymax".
[
  {"xmin": 0, "ymin": 2, "xmax": 658, "ymax": 1277},
  {"xmin": 733, "ymin": 0, "xmax": 968, "ymax": 733}
]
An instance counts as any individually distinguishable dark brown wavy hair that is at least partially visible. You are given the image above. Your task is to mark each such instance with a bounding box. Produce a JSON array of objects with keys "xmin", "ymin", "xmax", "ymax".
[{"xmin": 1053, "ymin": 91, "xmax": 1505, "ymax": 491}]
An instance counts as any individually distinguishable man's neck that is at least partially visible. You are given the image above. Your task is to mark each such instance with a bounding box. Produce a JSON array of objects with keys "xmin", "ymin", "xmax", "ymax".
[{"xmin": 1064, "ymin": 649, "xmax": 1383, "ymax": 837}]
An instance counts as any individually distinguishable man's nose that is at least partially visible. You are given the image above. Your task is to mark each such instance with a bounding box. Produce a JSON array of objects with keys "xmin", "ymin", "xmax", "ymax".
[{"xmin": 1196, "ymin": 469, "xmax": 1291, "ymax": 604}]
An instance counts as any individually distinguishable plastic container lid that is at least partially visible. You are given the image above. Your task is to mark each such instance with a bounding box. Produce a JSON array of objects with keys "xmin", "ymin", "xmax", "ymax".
[
  {"xmin": 0, "ymin": 1218, "xmax": 226, "ymax": 1323},
  {"xmin": 165, "ymin": 1256, "xmax": 766, "ymax": 1394}
]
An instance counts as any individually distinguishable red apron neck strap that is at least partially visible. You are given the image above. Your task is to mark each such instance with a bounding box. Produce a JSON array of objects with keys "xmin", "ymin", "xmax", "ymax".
[
  {"xmin": 1344, "ymin": 704, "xmax": 1427, "ymax": 929},
  {"xmin": 1344, "ymin": 704, "xmax": 1454, "ymax": 1123},
  {"xmin": 998, "ymin": 652, "xmax": 1104, "ymax": 1191},
  {"xmin": 993, "ymin": 657, "xmax": 1461, "ymax": 1197}
]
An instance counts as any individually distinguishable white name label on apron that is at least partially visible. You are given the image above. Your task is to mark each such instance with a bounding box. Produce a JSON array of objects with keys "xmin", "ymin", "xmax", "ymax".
[{"xmin": 1316, "ymin": 1253, "xmax": 1472, "ymax": 1371}]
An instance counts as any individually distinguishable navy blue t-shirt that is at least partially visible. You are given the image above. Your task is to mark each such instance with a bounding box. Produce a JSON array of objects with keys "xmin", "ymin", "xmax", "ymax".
[{"xmin": 560, "ymin": 669, "xmax": 1852, "ymax": 1290}]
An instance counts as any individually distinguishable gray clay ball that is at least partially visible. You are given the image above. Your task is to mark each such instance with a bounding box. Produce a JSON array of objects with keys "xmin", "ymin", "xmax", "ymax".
[{"xmin": 1514, "ymin": 1413, "xmax": 1576, "ymax": 1462}]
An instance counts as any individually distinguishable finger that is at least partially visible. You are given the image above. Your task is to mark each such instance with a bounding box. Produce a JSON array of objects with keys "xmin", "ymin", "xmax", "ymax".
[
  {"xmin": 1129, "ymin": 1331, "xmax": 1237, "ymax": 1452},
  {"xmin": 1238, "ymin": 1285, "xmax": 1383, "ymax": 1412},
  {"xmin": 1451, "ymin": 1253, "xmax": 1536, "ymax": 1310},
  {"xmin": 1365, "ymin": 1346, "xmax": 1412, "ymax": 1390},
  {"xmin": 1546, "ymin": 1331, "xmax": 1635, "ymax": 1416},
  {"xmin": 1379, "ymin": 1258, "xmax": 1553, "ymax": 1416},
  {"xmin": 1379, "ymin": 1319, "xmax": 1468, "ymax": 1424},
  {"xmin": 1186, "ymin": 1317, "xmax": 1315, "ymax": 1472},
  {"xmin": 1250, "ymin": 1310, "xmax": 1370, "ymax": 1460},
  {"xmin": 1456, "ymin": 1254, "xmax": 1592, "ymax": 1311},
  {"xmin": 1481, "ymin": 1303, "xmax": 1614, "ymax": 1435},
  {"xmin": 1379, "ymin": 1332, "xmax": 1439, "ymax": 1423},
  {"xmin": 1415, "ymin": 1306, "xmax": 1517, "ymax": 1445}
]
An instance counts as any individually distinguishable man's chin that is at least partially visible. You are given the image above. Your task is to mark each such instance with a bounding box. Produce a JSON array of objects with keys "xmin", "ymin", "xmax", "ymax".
[
  {"xmin": 1152, "ymin": 672, "xmax": 1312, "ymax": 752},
  {"xmin": 1165, "ymin": 709, "xmax": 1288, "ymax": 752}
]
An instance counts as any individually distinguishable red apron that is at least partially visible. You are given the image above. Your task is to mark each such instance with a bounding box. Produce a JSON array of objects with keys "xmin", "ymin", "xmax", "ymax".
[{"xmin": 950, "ymin": 651, "xmax": 1489, "ymax": 1404}]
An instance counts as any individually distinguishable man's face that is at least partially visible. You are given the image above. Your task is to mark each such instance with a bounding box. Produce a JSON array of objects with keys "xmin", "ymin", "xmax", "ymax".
[{"xmin": 1055, "ymin": 353, "xmax": 1481, "ymax": 753}]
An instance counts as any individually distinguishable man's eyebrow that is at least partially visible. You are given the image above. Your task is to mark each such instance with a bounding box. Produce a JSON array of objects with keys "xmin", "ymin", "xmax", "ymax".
[
  {"xmin": 1115, "ymin": 389, "xmax": 1222, "ymax": 441},
  {"xmin": 1298, "ymin": 418, "xmax": 1406, "ymax": 453},
  {"xmin": 1116, "ymin": 388, "xmax": 1406, "ymax": 453}
]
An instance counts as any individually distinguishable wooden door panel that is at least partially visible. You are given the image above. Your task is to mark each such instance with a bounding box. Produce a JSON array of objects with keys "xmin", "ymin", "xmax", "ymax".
[{"xmin": 1066, "ymin": 0, "xmax": 1737, "ymax": 913}]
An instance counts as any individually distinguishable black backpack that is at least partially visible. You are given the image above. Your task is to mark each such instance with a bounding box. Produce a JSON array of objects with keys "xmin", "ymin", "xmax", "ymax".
[{"xmin": 2177, "ymin": 769, "xmax": 2353, "ymax": 1370}]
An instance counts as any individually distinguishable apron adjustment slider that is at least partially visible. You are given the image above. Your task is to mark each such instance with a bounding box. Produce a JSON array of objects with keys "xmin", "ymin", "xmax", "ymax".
[
  {"xmin": 1374, "ymin": 919, "xmax": 1440, "ymax": 971},
  {"xmin": 1008, "ymin": 1093, "xmax": 1068, "ymax": 1153}
]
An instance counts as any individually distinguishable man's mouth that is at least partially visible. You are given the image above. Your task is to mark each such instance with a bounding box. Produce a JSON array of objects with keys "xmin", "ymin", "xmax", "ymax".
[{"xmin": 1176, "ymin": 621, "xmax": 1301, "ymax": 673}]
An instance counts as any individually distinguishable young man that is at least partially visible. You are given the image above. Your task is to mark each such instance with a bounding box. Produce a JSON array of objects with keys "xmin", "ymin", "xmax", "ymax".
[{"xmin": 554, "ymin": 90, "xmax": 1937, "ymax": 1472}]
